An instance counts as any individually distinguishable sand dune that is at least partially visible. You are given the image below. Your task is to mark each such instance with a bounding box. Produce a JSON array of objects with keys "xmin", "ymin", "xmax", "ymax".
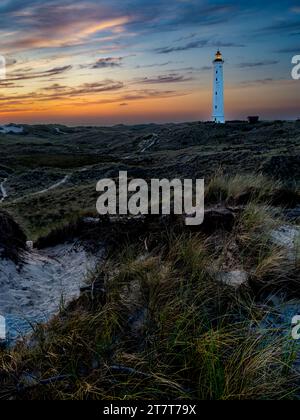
[{"xmin": 0, "ymin": 242, "xmax": 99, "ymax": 342}]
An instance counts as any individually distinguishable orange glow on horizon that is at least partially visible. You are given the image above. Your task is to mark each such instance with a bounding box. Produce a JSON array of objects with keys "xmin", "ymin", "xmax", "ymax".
[{"xmin": 2, "ymin": 83, "xmax": 299, "ymax": 123}]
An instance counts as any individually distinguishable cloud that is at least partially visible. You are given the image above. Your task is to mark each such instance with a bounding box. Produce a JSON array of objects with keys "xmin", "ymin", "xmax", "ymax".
[
  {"xmin": 239, "ymin": 78, "xmax": 275, "ymax": 87},
  {"xmin": 90, "ymin": 57, "xmax": 124, "ymax": 69},
  {"xmin": 237, "ymin": 60, "xmax": 279, "ymax": 68},
  {"xmin": 134, "ymin": 73, "xmax": 193, "ymax": 84},
  {"xmin": 164, "ymin": 3, "xmax": 237, "ymax": 28},
  {"xmin": 135, "ymin": 61, "xmax": 176, "ymax": 69},
  {"xmin": 99, "ymin": 88, "xmax": 188, "ymax": 104},
  {"xmin": 290, "ymin": 7, "xmax": 300, "ymax": 14},
  {"xmin": 42, "ymin": 83, "xmax": 68, "ymax": 92},
  {"xmin": 5, "ymin": 65, "xmax": 72, "ymax": 82},
  {"xmin": 0, "ymin": 81, "xmax": 23, "ymax": 89},
  {"xmin": 5, "ymin": 58, "xmax": 18, "ymax": 67},
  {"xmin": 0, "ymin": 85, "xmax": 188, "ymax": 110},
  {"xmin": 237, "ymin": 78, "xmax": 294, "ymax": 90},
  {"xmin": 200, "ymin": 66, "xmax": 212, "ymax": 71},
  {"xmin": 64, "ymin": 87, "xmax": 190, "ymax": 108},
  {"xmin": 71, "ymin": 81, "xmax": 124, "ymax": 95},
  {"xmin": 155, "ymin": 40, "xmax": 244, "ymax": 54},
  {"xmin": 155, "ymin": 40, "xmax": 209, "ymax": 54},
  {"xmin": 276, "ymin": 46, "xmax": 300, "ymax": 53},
  {"xmin": 0, "ymin": 2, "xmax": 132, "ymax": 52},
  {"xmin": 0, "ymin": 79, "xmax": 125, "ymax": 105},
  {"xmin": 0, "ymin": 1, "xmax": 241, "ymax": 54},
  {"xmin": 174, "ymin": 33, "xmax": 198, "ymax": 43},
  {"xmin": 40, "ymin": 80, "xmax": 125, "ymax": 98},
  {"xmin": 263, "ymin": 20, "xmax": 300, "ymax": 34}
]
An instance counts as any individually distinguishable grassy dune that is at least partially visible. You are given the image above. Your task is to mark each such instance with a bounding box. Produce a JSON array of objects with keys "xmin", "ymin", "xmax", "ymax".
[{"xmin": 1, "ymin": 174, "xmax": 299, "ymax": 400}]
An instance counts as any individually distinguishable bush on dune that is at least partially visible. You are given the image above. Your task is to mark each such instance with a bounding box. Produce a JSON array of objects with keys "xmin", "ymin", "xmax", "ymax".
[{"xmin": 0, "ymin": 210, "xmax": 27, "ymax": 262}]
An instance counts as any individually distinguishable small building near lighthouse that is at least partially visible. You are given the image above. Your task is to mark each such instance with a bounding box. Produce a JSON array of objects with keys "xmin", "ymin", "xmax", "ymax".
[{"xmin": 212, "ymin": 50, "xmax": 225, "ymax": 124}]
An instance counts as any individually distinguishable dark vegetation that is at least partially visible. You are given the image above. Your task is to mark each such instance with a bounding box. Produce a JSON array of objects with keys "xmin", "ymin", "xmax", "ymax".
[
  {"xmin": 0, "ymin": 121, "xmax": 299, "ymax": 399},
  {"xmin": 0, "ymin": 210, "xmax": 26, "ymax": 263},
  {"xmin": 0, "ymin": 120, "xmax": 299, "ymax": 240},
  {"xmin": 1, "ymin": 191, "xmax": 300, "ymax": 399}
]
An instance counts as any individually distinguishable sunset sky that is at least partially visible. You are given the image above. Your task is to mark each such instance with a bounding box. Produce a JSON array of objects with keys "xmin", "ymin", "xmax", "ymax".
[{"xmin": 0, "ymin": 0, "xmax": 299, "ymax": 125}]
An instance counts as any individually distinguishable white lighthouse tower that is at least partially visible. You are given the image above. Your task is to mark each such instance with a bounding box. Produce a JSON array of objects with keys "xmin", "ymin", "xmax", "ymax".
[{"xmin": 212, "ymin": 50, "xmax": 225, "ymax": 124}]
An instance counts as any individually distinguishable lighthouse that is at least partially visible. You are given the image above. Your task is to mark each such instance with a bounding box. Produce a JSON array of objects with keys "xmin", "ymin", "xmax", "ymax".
[{"xmin": 212, "ymin": 50, "xmax": 225, "ymax": 124}]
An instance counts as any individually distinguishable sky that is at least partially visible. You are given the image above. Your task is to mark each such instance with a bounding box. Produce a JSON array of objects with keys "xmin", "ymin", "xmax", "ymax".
[{"xmin": 0, "ymin": 0, "xmax": 299, "ymax": 125}]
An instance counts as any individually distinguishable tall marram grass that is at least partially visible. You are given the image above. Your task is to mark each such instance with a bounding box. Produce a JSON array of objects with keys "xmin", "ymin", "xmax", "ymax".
[
  {"xmin": 0, "ymin": 174, "xmax": 299, "ymax": 400},
  {"xmin": 0, "ymin": 231, "xmax": 298, "ymax": 400},
  {"xmin": 205, "ymin": 173, "xmax": 282, "ymax": 204}
]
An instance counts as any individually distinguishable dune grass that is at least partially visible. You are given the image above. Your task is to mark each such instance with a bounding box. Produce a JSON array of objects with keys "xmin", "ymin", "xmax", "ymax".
[
  {"xmin": 0, "ymin": 173, "xmax": 299, "ymax": 400},
  {"xmin": 205, "ymin": 173, "xmax": 282, "ymax": 203},
  {"xmin": 0, "ymin": 229, "xmax": 298, "ymax": 399},
  {"xmin": 2, "ymin": 182, "xmax": 98, "ymax": 241}
]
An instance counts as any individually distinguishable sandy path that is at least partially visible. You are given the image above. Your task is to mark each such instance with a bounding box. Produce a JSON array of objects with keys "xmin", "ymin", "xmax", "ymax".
[
  {"xmin": 32, "ymin": 174, "xmax": 71, "ymax": 195},
  {"xmin": 0, "ymin": 178, "xmax": 8, "ymax": 203},
  {"xmin": 0, "ymin": 242, "xmax": 100, "ymax": 342},
  {"xmin": 0, "ymin": 173, "xmax": 71, "ymax": 204}
]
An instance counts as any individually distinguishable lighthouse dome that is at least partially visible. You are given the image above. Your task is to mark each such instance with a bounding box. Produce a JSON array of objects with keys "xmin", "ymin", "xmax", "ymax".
[{"xmin": 214, "ymin": 50, "xmax": 223, "ymax": 62}]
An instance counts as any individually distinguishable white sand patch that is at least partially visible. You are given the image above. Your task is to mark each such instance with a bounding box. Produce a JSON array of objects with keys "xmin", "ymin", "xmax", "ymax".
[
  {"xmin": 260, "ymin": 300, "xmax": 300, "ymax": 373},
  {"xmin": 272, "ymin": 225, "xmax": 300, "ymax": 249},
  {"xmin": 32, "ymin": 174, "xmax": 71, "ymax": 195},
  {"xmin": 0, "ymin": 315, "xmax": 5, "ymax": 340},
  {"xmin": 0, "ymin": 178, "xmax": 8, "ymax": 203},
  {"xmin": 0, "ymin": 242, "xmax": 99, "ymax": 342},
  {"xmin": 271, "ymin": 225, "xmax": 300, "ymax": 261},
  {"xmin": 140, "ymin": 134, "xmax": 159, "ymax": 153},
  {"xmin": 0, "ymin": 125, "xmax": 23, "ymax": 134},
  {"xmin": 217, "ymin": 270, "xmax": 248, "ymax": 288}
]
